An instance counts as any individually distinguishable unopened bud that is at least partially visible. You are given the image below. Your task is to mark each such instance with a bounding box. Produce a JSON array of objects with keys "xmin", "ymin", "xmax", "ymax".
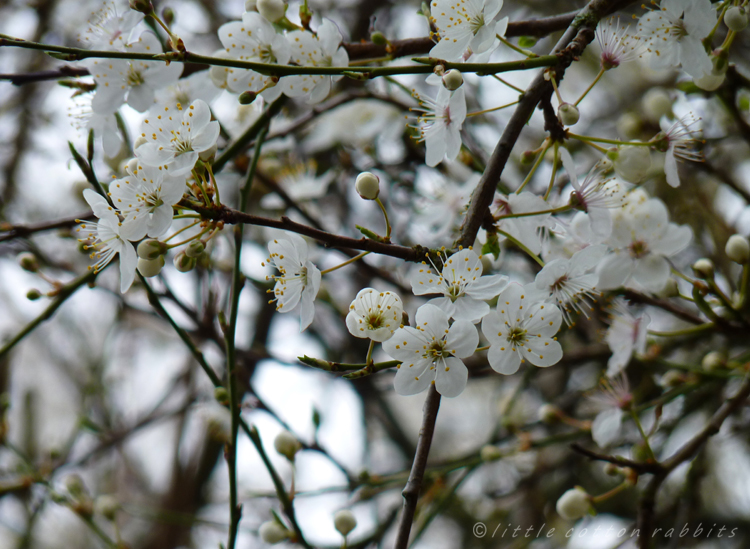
[
  {"xmin": 259, "ymin": 521, "xmax": 290, "ymax": 544},
  {"xmin": 479, "ymin": 444, "xmax": 502, "ymax": 462},
  {"xmin": 65, "ymin": 474, "xmax": 88, "ymax": 498},
  {"xmin": 239, "ymin": 91, "xmax": 257, "ymax": 105},
  {"xmin": 692, "ymin": 258, "xmax": 714, "ymax": 279},
  {"xmin": 199, "ymin": 144, "xmax": 217, "ymax": 162},
  {"xmin": 702, "ymin": 351, "xmax": 725, "ymax": 372},
  {"xmin": 257, "ymin": 0, "xmax": 286, "ymax": 22},
  {"xmin": 556, "ymin": 487, "xmax": 591, "ymax": 520},
  {"xmin": 137, "ymin": 256, "xmax": 165, "ymax": 278},
  {"xmin": 659, "ymin": 369, "xmax": 685, "ymax": 388},
  {"xmin": 129, "ymin": 0, "xmax": 154, "ymax": 15},
  {"xmin": 94, "ymin": 495, "xmax": 120, "ymax": 521},
  {"xmin": 370, "ymin": 31, "xmax": 387, "ymax": 45},
  {"xmin": 26, "ymin": 289, "xmax": 43, "ymax": 301},
  {"xmin": 333, "ymin": 510, "xmax": 357, "ymax": 537},
  {"xmin": 274, "ymin": 430, "xmax": 301, "ymax": 461},
  {"xmin": 214, "ymin": 386, "xmax": 229, "ymax": 403},
  {"xmin": 616, "ymin": 112, "xmax": 642, "ymax": 139},
  {"xmin": 245, "ymin": 0, "xmax": 257, "ymax": 11},
  {"xmin": 726, "ymin": 234, "xmax": 750, "ymax": 264},
  {"xmin": 538, "ymin": 403, "xmax": 561, "ymax": 424},
  {"xmin": 603, "ymin": 463, "xmax": 621, "ymax": 476},
  {"xmin": 694, "ymin": 69, "xmax": 725, "ymax": 91},
  {"xmin": 186, "ymin": 240, "xmax": 206, "ymax": 258},
  {"xmin": 520, "ymin": 150, "xmax": 537, "ymax": 165},
  {"xmin": 642, "ymin": 88, "xmax": 672, "ymax": 123},
  {"xmin": 558, "ymin": 103, "xmax": 580, "ymax": 126},
  {"xmin": 137, "ymin": 239, "xmax": 167, "ymax": 260},
  {"xmin": 441, "ymin": 69, "xmax": 463, "ymax": 91},
  {"xmin": 18, "ymin": 252, "xmax": 39, "ymax": 273},
  {"xmin": 355, "ymin": 171, "xmax": 380, "ymax": 200},
  {"xmin": 174, "ymin": 251, "xmax": 196, "ymax": 273},
  {"xmin": 162, "ymin": 7, "xmax": 175, "ymax": 26},
  {"xmin": 725, "ymin": 6, "xmax": 748, "ymax": 32},
  {"xmin": 659, "ymin": 278, "xmax": 680, "ymax": 298},
  {"xmin": 614, "ymin": 143, "xmax": 651, "ymax": 183}
]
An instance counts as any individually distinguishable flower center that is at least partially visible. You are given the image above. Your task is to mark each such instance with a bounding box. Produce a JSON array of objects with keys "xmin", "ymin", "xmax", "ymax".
[
  {"xmin": 424, "ymin": 340, "xmax": 450, "ymax": 361},
  {"xmin": 507, "ymin": 326, "xmax": 527, "ymax": 346},
  {"xmin": 126, "ymin": 66, "xmax": 145, "ymax": 87},
  {"xmin": 470, "ymin": 13, "xmax": 485, "ymax": 35},
  {"xmin": 552, "ymin": 274, "xmax": 569, "ymax": 292},
  {"xmin": 629, "ymin": 240, "xmax": 649, "ymax": 258},
  {"xmin": 366, "ymin": 312, "xmax": 385, "ymax": 330}
]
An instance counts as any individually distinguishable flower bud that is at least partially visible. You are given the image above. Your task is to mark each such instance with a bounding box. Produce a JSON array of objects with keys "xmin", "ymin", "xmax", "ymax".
[
  {"xmin": 370, "ymin": 31, "xmax": 387, "ymax": 45},
  {"xmin": 603, "ymin": 463, "xmax": 621, "ymax": 476},
  {"xmin": 333, "ymin": 510, "xmax": 357, "ymax": 537},
  {"xmin": 558, "ymin": 103, "xmax": 580, "ymax": 126},
  {"xmin": 186, "ymin": 240, "xmax": 206, "ymax": 258},
  {"xmin": 245, "ymin": 0, "xmax": 257, "ymax": 11},
  {"xmin": 702, "ymin": 351, "xmax": 725, "ymax": 372},
  {"xmin": 137, "ymin": 256, "xmax": 165, "ymax": 278},
  {"xmin": 694, "ymin": 70, "xmax": 725, "ymax": 91},
  {"xmin": 259, "ymin": 521, "xmax": 290, "ymax": 544},
  {"xmin": 257, "ymin": 0, "xmax": 286, "ymax": 22},
  {"xmin": 137, "ymin": 239, "xmax": 167, "ymax": 260},
  {"xmin": 65, "ymin": 474, "xmax": 88, "ymax": 498},
  {"xmin": 441, "ymin": 69, "xmax": 463, "ymax": 91},
  {"xmin": 726, "ymin": 234, "xmax": 750, "ymax": 264},
  {"xmin": 614, "ymin": 143, "xmax": 651, "ymax": 183},
  {"xmin": 274, "ymin": 430, "xmax": 301, "ymax": 461},
  {"xmin": 162, "ymin": 7, "xmax": 175, "ymax": 25},
  {"xmin": 174, "ymin": 251, "xmax": 196, "ymax": 273},
  {"xmin": 26, "ymin": 289, "xmax": 43, "ymax": 301},
  {"xmin": 355, "ymin": 171, "xmax": 380, "ymax": 200},
  {"xmin": 658, "ymin": 278, "xmax": 680, "ymax": 298},
  {"xmin": 214, "ymin": 386, "xmax": 229, "ymax": 403},
  {"xmin": 199, "ymin": 144, "xmax": 217, "ymax": 162},
  {"xmin": 239, "ymin": 91, "xmax": 257, "ymax": 105},
  {"xmin": 18, "ymin": 252, "xmax": 39, "ymax": 273},
  {"xmin": 479, "ymin": 444, "xmax": 502, "ymax": 462},
  {"xmin": 691, "ymin": 258, "xmax": 714, "ymax": 279},
  {"xmin": 616, "ymin": 112, "xmax": 641, "ymax": 140},
  {"xmin": 725, "ymin": 7, "xmax": 749, "ymax": 32},
  {"xmin": 129, "ymin": 0, "xmax": 154, "ymax": 14},
  {"xmin": 642, "ymin": 88, "xmax": 672, "ymax": 123},
  {"xmin": 659, "ymin": 369, "xmax": 685, "ymax": 388},
  {"xmin": 556, "ymin": 487, "xmax": 591, "ymax": 520},
  {"xmin": 94, "ymin": 495, "xmax": 120, "ymax": 521},
  {"xmin": 538, "ymin": 403, "xmax": 561, "ymax": 424}
]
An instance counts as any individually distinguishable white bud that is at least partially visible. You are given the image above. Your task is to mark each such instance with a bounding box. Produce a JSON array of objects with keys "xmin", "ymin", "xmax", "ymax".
[
  {"xmin": 355, "ymin": 171, "xmax": 380, "ymax": 200},
  {"xmin": 479, "ymin": 444, "xmax": 502, "ymax": 462},
  {"xmin": 441, "ymin": 69, "xmax": 463, "ymax": 91},
  {"xmin": 659, "ymin": 369, "xmax": 684, "ymax": 388},
  {"xmin": 259, "ymin": 521, "xmax": 290, "ymax": 544},
  {"xmin": 125, "ymin": 157, "xmax": 139, "ymax": 175},
  {"xmin": 725, "ymin": 7, "xmax": 748, "ymax": 32},
  {"xmin": 174, "ymin": 251, "xmax": 196, "ymax": 273},
  {"xmin": 274, "ymin": 430, "xmax": 301, "ymax": 461},
  {"xmin": 138, "ymin": 256, "xmax": 165, "ymax": 278},
  {"xmin": 137, "ymin": 239, "xmax": 167, "ymax": 260},
  {"xmin": 614, "ymin": 143, "xmax": 651, "ymax": 183},
  {"xmin": 556, "ymin": 487, "xmax": 591, "ymax": 520},
  {"xmin": 333, "ymin": 510, "xmax": 357, "ymax": 537},
  {"xmin": 94, "ymin": 495, "xmax": 120, "ymax": 521},
  {"xmin": 538, "ymin": 404, "xmax": 561, "ymax": 424},
  {"xmin": 726, "ymin": 234, "xmax": 750, "ymax": 264},
  {"xmin": 658, "ymin": 278, "xmax": 680, "ymax": 298},
  {"xmin": 616, "ymin": 112, "xmax": 642, "ymax": 140},
  {"xmin": 186, "ymin": 240, "xmax": 205, "ymax": 258},
  {"xmin": 694, "ymin": 70, "xmax": 725, "ymax": 91},
  {"xmin": 245, "ymin": 0, "xmax": 258, "ymax": 11},
  {"xmin": 257, "ymin": 0, "xmax": 286, "ymax": 22},
  {"xmin": 702, "ymin": 351, "xmax": 725, "ymax": 371},
  {"xmin": 692, "ymin": 258, "xmax": 714, "ymax": 279},
  {"xmin": 199, "ymin": 144, "xmax": 217, "ymax": 161},
  {"xmin": 642, "ymin": 88, "xmax": 672, "ymax": 123},
  {"xmin": 558, "ymin": 103, "xmax": 580, "ymax": 126}
]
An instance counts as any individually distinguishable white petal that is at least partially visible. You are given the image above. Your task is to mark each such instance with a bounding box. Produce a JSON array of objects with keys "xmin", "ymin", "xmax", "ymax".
[
  {"xmin": 445, "ymin": 320, "xmax": 479, "ymax": 358},
  {"xmin": 592, "ymin": 408, "xmax": 623, "ymax": 448},
  {"xmin": 435, "ymin": 357, "xmax": 468, "ymax": 397},
  {"xmin": 393, "ymin": 359, "xmax": 434, "ymax": 396},
  {"xmin": 488, "ymin": 344, "xmax": 521, "ymax": 375}
]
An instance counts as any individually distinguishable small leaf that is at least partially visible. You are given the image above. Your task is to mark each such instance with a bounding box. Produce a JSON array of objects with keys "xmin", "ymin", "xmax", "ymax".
[{"xmin": 518, "ymin": 36, "xmax": 537, "ymax": 48}]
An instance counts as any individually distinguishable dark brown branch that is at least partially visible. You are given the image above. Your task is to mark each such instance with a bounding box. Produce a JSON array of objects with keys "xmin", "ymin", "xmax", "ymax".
[
  {"xmin": 0, "ymin": 213, "xmax": 91, "ymax": 243},
  {"xmin": 393, "ymin": 385, "xmax": 441, "ymax": 549},
  {"xmin": 570, "ymin": 443, "xmax": 665, "ymax": 475},
  {"xmin": 458, "ymin": 0, "xmax": 637, "ymax": 249},
  {"xmin": 620, "ymin": 290, "xmax": 705, "ymax": 326}
]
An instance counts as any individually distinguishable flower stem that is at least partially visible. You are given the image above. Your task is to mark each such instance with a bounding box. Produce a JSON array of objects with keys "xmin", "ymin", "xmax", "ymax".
[
  {"xmin": 543, "ymin": 141, "xmax": 559, "ymax": 201},
  {"xmin": 574, "ymin": 68, "xmax": 605, "ymax": 106},
  {"xmin": 320, "ymin": 251, "xmax": 370, "ymax": 275},
  {"xmin": 590, "ymin": 481, "xmax": 630, "ymax": 504},
  {"xmin": 466, "ymin": 100, "xmax": 519, "ymax": 117},
  {"xmin": 491, "ymin": 74, "xmax": 524, "ymax": 93},
  {"xmin": 629, "ymin": 407, "xmax": 658, "ymax": 462},
  {"xmin": 496, "ymin": 229, "xmax": 545, "ymax": 267},
  {"xmin": 516, "ymin": 138, "xmax": 551, "ymax": 194},
  {"xmin": 376, "ymin": 197, "xmax": 392, "ymax": 240},
  {"xmin": 567, "ymin": 132, "xmax": 652, "ymax": 147},
  {"xmin": 497, "ymin": 35, "xmax": 539, "ymax": 58}
]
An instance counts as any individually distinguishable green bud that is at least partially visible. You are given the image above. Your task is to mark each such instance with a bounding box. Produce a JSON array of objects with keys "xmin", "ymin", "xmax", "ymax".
[
  {"xmin": 137, "ymin": 239, "xmax": 167, "ymax": 260},
  {"xmin": 18, "ymin": 252, "xmax": 39, "ymax": 273},
  {"xmin": 186, "ymin": 240, "xmax": 205, "ymax": 258},
  {"xmin": 174, "ymin": 251, "xmax": 196, "ymax": 273},
  {"xmin": 26, "ymin": 289, "xmax": 43, "ymax": 301},
  {"xmin": 129, "ymin": 0, "xmax": 154, "ymax": 15},
  {"xmin": 333, "ymin": 510, "xmax": 357, "ymax": 537},
  {"xmin": 239, "ymin": 91, "xmax": 257, "ymax": 105},
  {"xmin": 370, "ymin": 31, "xmax": 387, "ymax": 45},
  {"xmin": 162, "ymin": 7, "xmax": 175, "ymax": 26},
  {"xmin": 214, "ymin": 386, "xmax": 229, "ymax": 403}
]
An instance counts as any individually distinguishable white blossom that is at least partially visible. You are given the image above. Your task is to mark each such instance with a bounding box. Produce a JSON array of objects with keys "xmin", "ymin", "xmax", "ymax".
[
  {"xmin": 411, "ymin": 248, "xmax": 508, "ymax": 323},
  {"xmin": 656, "ymin": 113, "xmax": 703, "ymax": 188},
  {"xmin": 345, "ymin": 288, "xmax": 403, "ymax": 342},
  {"xmin": 217, "ymin": 12, "xmax": 291, "ymax": 102},
  {"xmin": 429, "ymin": 0, "xmax": 509, "ymax": 61},
  {"xmin": 596, "ymin": 17, "xmax": 641, "ymax": 70},
  {"xmin": 597, "ymin": 194, "xmax": 692, "ymax": 292},
  {"xmin": 604, "ymin": 300, "xmax": 650, "ymax": 377},
  {"xmin": 135, "ymin": 100, "xmax": 220, "ymax": 177},
  {"xmin": 86, "ymin": 32, "xmax": 183, "ymax": 114},
  {"xmin": 78, "ymin": 2, "xmax": 144, "ymax": 51},
  {"xmin": 494, "ymin": 192, "xmax": 553, "ymax": 255},
  {"xmin": 410, "ymin": 86, "xmax": 466, "ymax": 167},
  {"xmin": 76, "ymin": 189, "xmax": 137, "ymax": 293},
  {"xmin": 637, "ymin": 0, "xmax": 716, "ymax": 79},
  {"xmin": 383, "ymin": 304, "xmax": 478, "ymax": 397},
  {"xmin": 260, "ymin": 162, "xmax": 335, "ymax": 209},
  {"xmin": 264, "ymin": 234, "xmax": 321, "ymax": 331},
  {"xmin": 109, "ymin": 161, "xmax": 186, "ymax": 240},
  {"xmin": 481, "ymin": 283, "xmax": 563, "ymax": 375},
  {"xmin": 588, "ymin": 374, "xmax": 633, "ymax": 447}
]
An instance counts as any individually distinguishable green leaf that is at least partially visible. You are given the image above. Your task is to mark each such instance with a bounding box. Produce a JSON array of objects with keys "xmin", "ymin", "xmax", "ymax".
[{"xmin": 518, "ymin": 36, "xmax": 537, "ymax": 48}]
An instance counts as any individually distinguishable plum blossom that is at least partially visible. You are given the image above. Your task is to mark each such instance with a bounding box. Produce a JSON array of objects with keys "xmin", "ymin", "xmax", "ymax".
[
  {"xmin": 494, "ymin": 192, "xmax": 553, "ymax": 255},
  {"xmin": 78, "ymin": 2, "xmax": 144, "ymax": 51},
  {"xmin": 86, "ymin": 32, "xmax": 183, "ymax": 114},
  {"xmin": 346, "ymin": 289, "xmax": 403, "ymax": 342},
  {"xmin": 654, "ymin": 113, "xmax": 704, "ymax": 188},
  {"xmin": 135, "ymin": 100, "xmax": 221, "ymax": 177},
  {"xmin": 410, "ymin": 248, "xmax": 508, "ymax": 323},
  {"xmin": 596, "ymin": 17, "xmax": 641, "ymax": 70},
  {"xmin": 481, "ymin": 283, "xmax": 563, "ymax": 375},
  {"xmin": 217, "ymin": 12, "xmax": 291, "ymax": 102},
  {"xmin": 76, "ymin": 190, "xmax": 137, "ymax": 293},
  {"xmin": 560, "ymin": 148, "xmax": 624, "ymax": 238},
  {"xmin": 597, "ymin": 194, "xmax": 692, "ymax": 292},
  {"xmin": 534, "ymin": 245, "xmax": 606, "ymax": 326},
  {"xmin": 383, "ymin": 304, "xmax": 478, "ymax": 397},
  {"xmin": 411, "ymin": 86, "xmax": 467, "ymax": 167},
  {"xmin": 260, "ymin": 161, "xmax": 335, "ymax": 210},
  {"xmin": 637, "ymin": 0, "xmax": 716, "ymax": 79},
  {"xmin": 604, "ymin": 299, "xmax": 651, "ymax": 377},
  {"xmin": 283, "ymin": 20, "xmax": 349, "ymax": 104},
  {"xmin": 263, "ymin": 234, "xmax": 321, "ymax": 331},
  {"xmin": 109, "ymin": 161, "xmax": 186, "ymax": 240},
  {"xmin": 429, "ymin": 0, "xmax": 509, "ymax": 61},
  {"xmin": 589, "ymin": 374, "xmax": 633, "ymax": 447}
]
